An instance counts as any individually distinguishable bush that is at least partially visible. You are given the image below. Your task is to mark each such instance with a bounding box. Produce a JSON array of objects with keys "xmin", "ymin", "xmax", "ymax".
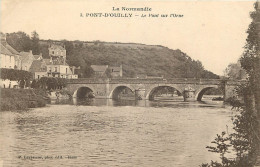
[{"xmin": 0, "ymin": 88, "xmax": 47, "ymax": 111}]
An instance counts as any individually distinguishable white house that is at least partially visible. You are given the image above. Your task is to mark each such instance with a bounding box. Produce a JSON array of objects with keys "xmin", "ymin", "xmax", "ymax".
[{"xmin": 0, "ymin": 33, "xmax": 19, "ymax": 88}]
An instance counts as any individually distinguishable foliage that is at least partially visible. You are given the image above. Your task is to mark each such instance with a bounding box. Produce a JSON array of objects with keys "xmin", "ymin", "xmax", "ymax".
[
  {"xmin": 105, "ymin": 68, "xmax": 112, "ymax": 78},
  {"xmin": 37, "ymin": 40, "xmax": 219, "ymax": 79},
  {"xmin": 5, "ymin": 31, "xmax": 219, "ymax": 79},
  {"xmin": 31, "ymin": 31, "xmax": 40, "ymax": 55},
  {"xmin": 35, "ymin": 77, "xmax": 67, "ymax": 90},
  {"xmin": 0, "ymin": 88, "xmax": 46, "ymax": 111},
  {"xmin": 224, "ymin": 62, "xmax": 247, "ymax": 80},
  {"xmin": 203, "ymin": 131, "xmax": 234, "ymax": 167},
  {"xmin": 6, "ymin": 31, "xmax": 32, "ymax": 52},
  {"xmin": 201, "ymin": 2, "xmax": 260, "ymax": 166},
  {"xmin": 200, "ymin": 85, "xmax": 257, "ymax": 166},
  {"xmin": 82, "ymin": 65, "xmax": 94, "ymax": 78},
  {"xmin": 6, "ymin": 31, "xmax": 41, "ymax": 54},
  {"xmin": 0, "ymin": 68, "xmax": 32, "ymax": 82}
]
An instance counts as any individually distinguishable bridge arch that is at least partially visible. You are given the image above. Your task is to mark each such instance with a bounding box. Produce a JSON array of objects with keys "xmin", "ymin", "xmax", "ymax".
[
  {"xmin": 195, "ymin": 85, "xmax": 221, "ymax": 101},
  {"xmin": 146, "ymin": 85, "xmax": 183, "ymax": 101},
  {"xmin": 109, "ymin": 85, "xmax": 135, "ymax": 100},
  {"xmin": 73, "ymin": 86, "xmax": 95, "ymax": 98}
]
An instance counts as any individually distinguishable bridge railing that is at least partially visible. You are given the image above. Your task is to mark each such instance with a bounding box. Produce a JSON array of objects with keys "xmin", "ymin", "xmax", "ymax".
[
  {"xmin": 67, "ymin": 78, "xmax": 245, "ymax": 85},
  {"xmin": 67, "ymin": 78, "xmax": 110, "ymax": 84}
]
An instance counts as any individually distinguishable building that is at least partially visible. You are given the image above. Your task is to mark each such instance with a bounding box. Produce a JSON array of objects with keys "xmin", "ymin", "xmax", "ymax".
[
  {"xmin": 0, "ymin": 44, "xmax": 15, "ymax": 69},
  {"xmin": 0, "ymin": 33, "xmax": 16, "ymax": 69},
  {"xmin": 91, "ymin": 65, "xmax": 109, "ymax": 77},
  {"xmin": 48, "ymin": 44, "xmax": 66, "ymax": 64},
  {"xmin": 91, "ymin": 65, "xmax": 123, "ymax": 78},
  {"xmin": 0, "ymin": 33, "xmax": 21, "ymax": 88},
  {"xmin": 29, "ymin": 60, "xmax": 48, "ymax": 79},
  {"xmin": 44, "ymin": 58, "xmax": 78, "ymax": 79},
  {"xmin": 29, "ymin": 44, "xmax": 78, "ymax": 79},
  {"xmin": 5, "ymin": 43, "xmax": 21, "ymax": 70},
  {"xmin": 109, "ymin": 65, "xmax": 123, "ymax": 77},
  {"xmin": 20, "ymin": 50, "xmax": 35, "ymax": 71}
]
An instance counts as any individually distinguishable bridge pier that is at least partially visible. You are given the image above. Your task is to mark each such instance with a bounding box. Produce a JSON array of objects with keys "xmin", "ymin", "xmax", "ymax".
[
  {"xmin": 183, "ymin": 88, "xmax": 196, "ymax": 102},
  {"xmin": 223, "ymin": 82, "xmax": 237, "ymax": 101},
  {"xmin": 135, "ymin": 88, "xmax": 146, "ymax": 100}
]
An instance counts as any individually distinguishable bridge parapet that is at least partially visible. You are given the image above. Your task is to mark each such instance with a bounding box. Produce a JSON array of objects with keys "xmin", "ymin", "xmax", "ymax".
[
  {"xmin": 67, "ymin": 78, "xmax": 245, "ymax": 85},
  {"xmin": 165, "ymin": 78, "xmax": 222, "ymax": 84},
  {"xmin": 67, "ymin": 78, "xmax": 109, "ymax": 84}
]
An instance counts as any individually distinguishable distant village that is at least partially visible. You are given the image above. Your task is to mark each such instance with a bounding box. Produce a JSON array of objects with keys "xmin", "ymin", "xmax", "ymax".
[{"xmin": 0, "ymin": 33, "xmax": 123, "ymax": 88}]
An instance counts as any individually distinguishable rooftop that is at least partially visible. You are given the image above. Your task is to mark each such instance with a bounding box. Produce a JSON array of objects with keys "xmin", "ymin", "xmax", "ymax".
[
  {"xmin": 5, "ymin": 44, "xmax": 20, "ymax": 55},
  {"xmin": 29, "ymin": 60, "xmax": 46, "ymax": 72},
  {"xmin": 91, "ymin": 65, "xmax": 108, "ymax": 72},
  {"xmin": 0, "ymin": 44, "xmax": 13, "ymax": 55},
  {"xmin": 49, "ymin": 44, "xmax": 65, "ymax": 50}
]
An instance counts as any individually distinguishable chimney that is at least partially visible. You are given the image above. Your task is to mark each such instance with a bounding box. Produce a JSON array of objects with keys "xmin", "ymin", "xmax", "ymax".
[{"xmin": 29, "ymin": 50, "xmax": 32, "ymax": 54}]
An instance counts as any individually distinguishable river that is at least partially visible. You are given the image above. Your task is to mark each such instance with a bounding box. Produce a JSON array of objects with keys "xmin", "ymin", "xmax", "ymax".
[{"xmin": 0, "ymin": 98, "xmax": 235, "ymax": 167}]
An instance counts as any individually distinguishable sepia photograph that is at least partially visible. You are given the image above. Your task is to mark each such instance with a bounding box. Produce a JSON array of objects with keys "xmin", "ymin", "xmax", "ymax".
[{"xmin": 0, "ymin": 0, "xmax": 260, "ymax": 166}]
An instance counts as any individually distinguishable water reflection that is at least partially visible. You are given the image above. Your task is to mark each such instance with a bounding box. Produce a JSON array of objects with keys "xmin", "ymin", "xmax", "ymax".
[
  {"xmin": 51, "ymin": 98, "xmax": 226, "ymax": 108},
  {"xmin": 1, "ymin": 97, "xmax": 232, "ymax": 167}
]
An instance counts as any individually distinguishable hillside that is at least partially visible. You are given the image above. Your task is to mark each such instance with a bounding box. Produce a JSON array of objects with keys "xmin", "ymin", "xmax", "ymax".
[{"xmin": 38, "ymin": 40, "xmax": 219, "ymax": 79}]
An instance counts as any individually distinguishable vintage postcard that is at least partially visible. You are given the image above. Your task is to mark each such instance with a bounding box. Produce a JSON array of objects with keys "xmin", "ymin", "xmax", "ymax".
[{"xmin": 1, "ymin": 0, "xmax": 259, "ymax": 167}]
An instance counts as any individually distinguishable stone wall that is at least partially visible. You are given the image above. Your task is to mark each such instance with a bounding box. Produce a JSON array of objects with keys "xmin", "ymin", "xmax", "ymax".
[{"xmin": 66, "ymin": 78, "xmax": 241, "ymax": 101}]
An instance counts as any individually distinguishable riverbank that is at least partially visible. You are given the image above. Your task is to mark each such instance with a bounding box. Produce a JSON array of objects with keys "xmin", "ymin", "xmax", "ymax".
[{"xmin": 0, "ymin": 88, "xmax": 49, "ymax": 111}]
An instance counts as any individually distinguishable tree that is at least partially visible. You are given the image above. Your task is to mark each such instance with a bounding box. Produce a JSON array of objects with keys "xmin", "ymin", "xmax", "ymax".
[
  {"xmin": 6, "ymin": 31, "xmax": 32, "ymax": 52},
  {"xmin": 83, "ymin": 65, "xmax": 94, "ymax": 78},
  {"xmin": 240, "ymin": 2, "xmax": 260, "ymax": 163},
  {"xmin": 201, "ymin": 2, "xmax": 260, "ymax": 166},
  {"xmin": 224, "ymin": 61, "xmax": 247, "ymax": 80},
  {"xmin": 31, "ymin": 31, "xmax": 40, "ymax": 55},
  {"xmin": 31, "ymin": 79, "xmax": 37, "ymax": 89}
]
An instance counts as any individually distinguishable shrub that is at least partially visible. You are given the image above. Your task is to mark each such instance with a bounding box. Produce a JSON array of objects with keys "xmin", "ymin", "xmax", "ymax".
[{"xmin": 0, "ymin": 88, "xmax": 47, "ymax": 111}]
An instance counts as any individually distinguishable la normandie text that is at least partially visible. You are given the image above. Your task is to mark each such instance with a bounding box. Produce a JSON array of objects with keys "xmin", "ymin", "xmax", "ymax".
[{"xmin": 112, "ymin": 7, "xmax": 152, "ymax": 11}]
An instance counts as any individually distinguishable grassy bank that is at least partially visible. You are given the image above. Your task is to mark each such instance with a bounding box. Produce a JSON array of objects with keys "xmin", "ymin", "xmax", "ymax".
[{"xmin": 0, "ymin": 88, "xmax": 48, "ymax": 111}]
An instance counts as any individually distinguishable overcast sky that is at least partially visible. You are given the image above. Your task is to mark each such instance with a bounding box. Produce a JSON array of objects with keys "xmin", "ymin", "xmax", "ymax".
[{"xmin": 0, "ymin": 0, "xmax": 256, "ymax": 75}]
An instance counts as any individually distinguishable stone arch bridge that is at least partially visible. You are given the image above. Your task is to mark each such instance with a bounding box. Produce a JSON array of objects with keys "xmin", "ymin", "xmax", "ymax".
[{"xmin": 65, "ymin": 78, "xmax": 243, "ymax": 101}]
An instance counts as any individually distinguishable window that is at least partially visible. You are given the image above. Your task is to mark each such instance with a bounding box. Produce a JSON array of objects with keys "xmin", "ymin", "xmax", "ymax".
[
  {"xmin": 66, "ymin": 68, "xmax": 67, "ymax": 74},
  {"xmin": 55, "ymin": 67, "xmax": 57, "ymax": 72},
  {"xmin": 49, "ymin": 67, "xmax": 52, "ymax": 72},
  {"xmin": 37, "ymin": 75, "xmax": 40, "ymax": 79},
  {"xmin": 52, "ymin": 51, "xmax": 54, "ymax": 54}
]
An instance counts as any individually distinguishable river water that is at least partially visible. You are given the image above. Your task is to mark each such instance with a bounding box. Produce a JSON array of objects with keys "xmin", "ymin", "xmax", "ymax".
[{"xmin": 0, "ymin": 98, "xmax": 235, "ymax": 167}]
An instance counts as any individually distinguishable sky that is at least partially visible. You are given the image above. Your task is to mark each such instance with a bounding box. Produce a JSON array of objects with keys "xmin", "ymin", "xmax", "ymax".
[{"xmin": 0, "ymin": 0, "xmax": 256, "ymax": 75}]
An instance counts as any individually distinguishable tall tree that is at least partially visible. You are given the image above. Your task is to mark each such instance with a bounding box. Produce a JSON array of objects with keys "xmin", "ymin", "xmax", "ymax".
[
  {"xmin": 240, "ymin": 1, "xmax": 260, "ymax": 164},
  {"xmin": 31, "ymin": 31, "xmax": 40, "ymax": 55}
]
